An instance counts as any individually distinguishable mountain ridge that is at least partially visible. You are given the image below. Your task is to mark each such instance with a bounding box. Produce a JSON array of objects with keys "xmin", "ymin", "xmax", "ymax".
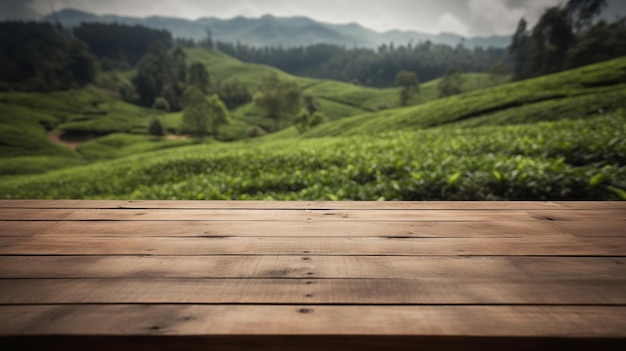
[{"xmin": 41, "ymin": 9, "xmax": 510, "ymax": 49}]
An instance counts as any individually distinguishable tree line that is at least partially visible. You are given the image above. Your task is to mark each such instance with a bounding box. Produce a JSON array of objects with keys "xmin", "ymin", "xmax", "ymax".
[
  {"xmin": 0, "ymin": 22, "xmax": 96, "ymax": 91},
  {"xmin": 213, "ymin": 41, "xmax": 511, "ymax": 88},
  {"xmin": 509, "ymin": 0, "xmax": 626, "ymax": 80}
]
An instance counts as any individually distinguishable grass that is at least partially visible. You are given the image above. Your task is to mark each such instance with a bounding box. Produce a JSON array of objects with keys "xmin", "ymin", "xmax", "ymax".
[
  {"xmin": 0, "ymin": 109, "xmax": 623, "ymax": 200},
  {"xmin": 76, "ymin": 133, "xmax": 198, "ymax": 161},
  {"xmin": 300, "ymin": 57, "xmax": 626, "ymax": 137},
  {"xmin": 185, "ymin": 48, "xmax": 497, "ymax": 132},
  {"xmin": 0, "ymin": 51, "xmax": 624, "ymax": 200}
]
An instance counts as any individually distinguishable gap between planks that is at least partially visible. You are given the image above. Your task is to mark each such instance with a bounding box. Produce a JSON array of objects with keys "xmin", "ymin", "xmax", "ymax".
[
  {"xmin": 1, "ymin": 236, "xmax": 624, "ymax": 256},
  {"xmin": 1, "ymin": 220, "xmax": 596, "ymax": 237},
  {"xmin": 1, "ymin": 208, "xmax": 624, "ymax": 222}
]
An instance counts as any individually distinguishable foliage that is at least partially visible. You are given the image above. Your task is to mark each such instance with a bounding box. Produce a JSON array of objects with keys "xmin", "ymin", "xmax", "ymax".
[
  {"xmin": 76, "ymin": 133, "xmax": 195, "ymax": 161},
  {"xmin": 181, "ymin": 87, "xmax": 229, "ymax": 138},
  {"xmin": 181, "ymin": 86, "xmax": 210, "ymax": 138},
  {"xmin": 152, "ymin": 97, "xmax": 171, "ymax": 112},
  {"xmin": 132, "ymin": 43, "xmax": 184, "ymax": 110},
  {"xmin": 438, "ymin": 68, "xmax": 464, "ymax": 97},
  {"xmin": 565, "ymin": 18, "xmax": 626, "ymax": 69},
  {"xmin": 508, "ymin": 0, "xmax": 620, "ymax": 80},
  {"xmin": 188, "ymin": 62, "xmax": 210, "ymax": 93},
  {"xmin": 0, "ymin": 22, "xmax": 96, "ymax": 91},
  {"xmin": 299, "ymin": 57, "xmax": 626, "ymax": 137},
  {"xmin": 566, "ymin": 0, "xmax": 608, "ymax": 31},
  {"xmin": 73, "ymin": 22, "xmax": 173, "ymax": 67},
  {"xmin": 148, "ymin": 116, "xmax": 165, "ymax": 136},
  {"xmin": 296, "ymin": 108, "xmax": 326, "ymax": 133},
  {"xmin": 253, "ymin": 73, "xmax": 302, "ymax": 131},
  {"xmin": 1, "ymin": 110, "xmax": 623, "ymax": 201},
  {"xmin": 216, "ymin": 41, "xmax": 511, "ymax": 88},
  {"xmin": 213, "ymin": 80, "xmax": 251, "ymax": 109},
  {"xmin": 395, "ymin": 70, "xmax": 420, "ymax": 106}
]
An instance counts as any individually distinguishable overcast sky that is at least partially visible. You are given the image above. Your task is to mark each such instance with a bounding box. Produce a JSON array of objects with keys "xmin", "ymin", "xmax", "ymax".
[{"xmin": 7, "ymin": 0, "xmax": 626, "ymax": 36}]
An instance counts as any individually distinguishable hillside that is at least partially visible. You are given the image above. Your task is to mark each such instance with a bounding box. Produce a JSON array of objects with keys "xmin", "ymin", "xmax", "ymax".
[
  {"xmin": 42, "ymin": 9, "xmax": 510, "ymax": 49},
  {"xmin": 0, "ymin": 57, "xmax": 624, "ymax": 201},
  {"xmin": 162, "ymin": 48, "xmax": 493, "ymax": 138},
  {"xmin": 298, "ymin": 57, "xmax": 626, "ymax": 137}
]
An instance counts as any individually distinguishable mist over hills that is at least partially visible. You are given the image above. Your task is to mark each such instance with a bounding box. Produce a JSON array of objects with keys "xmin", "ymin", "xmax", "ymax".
[{"xmin": 40, "ymin": 9, "xmax": 510, "ymax": 49}]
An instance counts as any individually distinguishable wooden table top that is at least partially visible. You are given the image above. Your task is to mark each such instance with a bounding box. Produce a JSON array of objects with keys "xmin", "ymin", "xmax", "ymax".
[{"xmin": 0, "ymin": 200, "xmax": 625, "ymax": 350}]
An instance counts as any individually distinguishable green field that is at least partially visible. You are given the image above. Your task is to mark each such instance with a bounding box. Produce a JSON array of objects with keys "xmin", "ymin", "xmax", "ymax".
[{"xmin": 0, "ymin": 52, "xmax": 624, "ymax": 200}]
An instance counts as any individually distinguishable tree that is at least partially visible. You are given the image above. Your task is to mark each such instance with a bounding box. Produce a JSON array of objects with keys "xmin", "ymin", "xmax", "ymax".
[
  {"xmin": 531, "ymin": 6, "xmax": 574, "ymax": 75},
  {"xmin": 188, "ymin": 62, "xmax": 210, "ymax": 93},
  {"xmin": 148, "ymin": 116, "xmax": 165, "ymax": 137},
  {"xmin": 132, "ymin": 43, "xmax": 187, "ymax": 111},
  {"xmin": 181, "ymin": 86, "xmax": 229, "ymax": 138},
  {"xmin": 152, "ymin": 96, "xmax": 171, "ymax": 112},
  {"xmin": 509, "ymin": 18, "xmax": 534, "ymax": 80},
  {"xmin": 172, "ymin": 46, "xmax": 187, "ymax": 82},
  {"xmin": 253, "ymin": 73, "xmax": 302, "ymax": 131},
  {"xmin": 303, "ymin": 94, "xmax": 320, "ymax": 115},
  {"xmin": 565, "ymin": 19, "xmax": 626, "ymax": 69},
  {"xmin": 181, "ymin": 86, "xmax": 210, "ymax": 138},
  {"xmin": 214, "ymin": 80, "xmax": 251, "ymax": 109},
  {"xmin": 0, "ymin": 22, "xmax": 97, "ymax": 91},
  {"xmin": 206, "ymin": 94, "xmax": 230, "ymax": 137},
  {"xmin": 567, "ymin": 0, "xmax": 607, "ymax": 32},
  {"xmin": 73, "ymin": 22, "xmax": 172, "ymax": 66},
  {"xmin": 438, "ymin": 68, "xmax": 464, "ymax": 97},
  {"xmin": 296, "ymin": 109, "xmax": 326, "ymax": 133},
  {"xmin": 296, "ymin": 94, "xmax": 325, "ymax": 133},
  {"xmin": 133, "ymin": 43, "xmax": 171, "ymax": 107},
  {"xmin": 395, "ymin": 70, "xmax": 419, "ymax": 106}
]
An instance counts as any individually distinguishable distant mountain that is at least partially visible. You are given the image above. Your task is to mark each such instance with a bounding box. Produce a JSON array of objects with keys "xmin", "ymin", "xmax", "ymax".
[{"xmin": 42, "ymin": 9, "xmax": 510, "ymax": 49}]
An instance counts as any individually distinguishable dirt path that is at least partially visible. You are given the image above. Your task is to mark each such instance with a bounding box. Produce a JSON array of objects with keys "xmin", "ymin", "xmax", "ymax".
[{"xmin": 47, "ymin": 130, "xmax": 88, "ymax": 149}]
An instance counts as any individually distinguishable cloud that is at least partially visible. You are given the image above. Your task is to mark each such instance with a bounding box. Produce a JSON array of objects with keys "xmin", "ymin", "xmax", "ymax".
[
  {"xmin": 436, "ymin": 12, "xmax": 470, "ymax": 36},
  {"xmin": 467, "ymin": 0, "xmax": 525, "ymax": 35},
  {"xmin": 0, "ymin": 0, "xmax": 40, "ymax": 20},
  {"xmin": 17, "ymin": 0, "xmax": 626, "ymax": 37},
  {"xmin": 465, "ymin": 0, "xmax": 561, "ymax": 35}
]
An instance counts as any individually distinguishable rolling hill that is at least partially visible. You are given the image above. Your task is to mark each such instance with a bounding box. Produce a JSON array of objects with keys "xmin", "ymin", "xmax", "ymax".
[{"xmin": 0, "ymin": 56, "xmax": 624, "ymax": 201}]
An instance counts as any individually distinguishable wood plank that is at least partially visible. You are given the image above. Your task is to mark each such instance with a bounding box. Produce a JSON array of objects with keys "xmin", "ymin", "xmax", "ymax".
[
  {"xmin": 1, "ymin": 256, "xmax": 624, "ymax": 279},
  {"xmin": 0, "ymin": 220, "xmax": 577, "ymax": 238},
  {"xmin": 0, "ymin": 200, "xmax": 579, "ymax": 210},
  {"xmin": 552, "ymin": 221, "xmax": 626, "ymax": 237},
  {"xmin": 1, "ymin": 278, "xmax": 625, "ymax": 304},
  {"xmin": 1, "ymin": 305, "xmax": 625, "ymax": 337},
  {"xmin": 0, "ymin": 208, "xmax": 539, "ymax": 221},
  {"xmin": 2, "ymin": 208, "xmax": 622, "ymax": 222},
  {"xmin": 525, "ymin": 209, "xmax": 626, "ymax": 221},
  {"xmin": 1, "ymin": 236, "xmax": 623, "ymax": 256}
]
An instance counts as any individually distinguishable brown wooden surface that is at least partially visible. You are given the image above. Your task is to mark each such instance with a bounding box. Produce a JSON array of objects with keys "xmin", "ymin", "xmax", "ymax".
[{"xmin": 0, "ymin": 200, "xmax": 625, "ymax": 351}]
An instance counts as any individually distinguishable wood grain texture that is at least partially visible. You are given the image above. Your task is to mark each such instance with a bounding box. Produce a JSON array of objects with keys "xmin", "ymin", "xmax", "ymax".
[
  {"xmin": 0, "ymin": 208, "xmax": 538, "ymax": 221},
  {"xmin": 1, "ymin": 256, "xmax": 624, "ymax": 279},
  {"xmin": 1, "ymin": 236, "xmax": 623, "ymax": 256},
  {"xmin": 1, "ymin": 305, "xmax": 625, "ymax": 336},
  {"xmin": 0, "ymin": 200, "xmax": 624, "ymax": 350},
  {"xmin": 1, "ymin": 278, "xmax": 625, "ymax": 304},
  {"xmin": 0, "ymin": 220, "xmax": 576, "ymax": 238}
]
